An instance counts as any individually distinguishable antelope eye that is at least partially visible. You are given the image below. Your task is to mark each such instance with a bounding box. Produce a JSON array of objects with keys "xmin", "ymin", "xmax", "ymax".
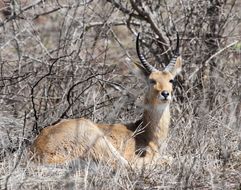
[
  {"xmin": 149, "ymin": 79, "xmax": 156, "ymax": 84},
  {"xmin": 169, "ymin": 79, "xmax": 174, "ymax": 84}
]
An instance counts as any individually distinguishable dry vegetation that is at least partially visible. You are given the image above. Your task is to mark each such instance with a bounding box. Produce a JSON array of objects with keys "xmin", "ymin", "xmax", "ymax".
[{"xmin": 0, "ymin": 0, "xmax": 241, "ymax": 189}]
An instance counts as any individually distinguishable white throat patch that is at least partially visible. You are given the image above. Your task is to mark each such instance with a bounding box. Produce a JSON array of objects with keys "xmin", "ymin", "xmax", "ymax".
[
  {"xmin": 155, "ymin": 103, "xmax": 169, "ymax": 113},
  {"xmin": 144, "ymin": 103, "xmax": 169, "ymax": 114}
]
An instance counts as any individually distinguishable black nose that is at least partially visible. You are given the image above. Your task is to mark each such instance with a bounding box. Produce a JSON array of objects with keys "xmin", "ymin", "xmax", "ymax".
[{"xmin": 161, "ymin": 91, "xmax": 169, "ymax": 99}]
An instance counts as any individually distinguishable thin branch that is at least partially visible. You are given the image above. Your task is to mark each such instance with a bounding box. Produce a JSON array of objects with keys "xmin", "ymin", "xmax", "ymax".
[
  {"xmin": 30, "ymin": 52, "xmax": 74, "ymax": 134},
  {"xmin": 106, "ymin": 0, "xmax": 139, "ymax": 18},
  {"xmin": 129, "ymin": 0, "xmax": 167, "ymax": 46},
  {"xmin": 205, "ymin": 40, "xmax": 238, "ymax": 64}
]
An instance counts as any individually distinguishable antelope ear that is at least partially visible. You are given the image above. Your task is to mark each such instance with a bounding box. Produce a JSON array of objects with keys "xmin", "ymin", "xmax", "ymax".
[
  {"xmin": 164, "ymin": 56, "xmax": 182, "ymax": 77},
  {"xmin": 125, "ymin": 58, "xmax": 150, "ymax": 81}
]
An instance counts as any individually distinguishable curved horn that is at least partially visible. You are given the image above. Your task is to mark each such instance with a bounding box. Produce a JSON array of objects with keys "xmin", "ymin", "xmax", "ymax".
[
  {"xmin": 136, "ymin": 33, "xmax": 157, "ymax": 73},
  {"xmin": 165, "ymin": 32, "xmax": 181, "ymax": 72},
  {"xmin": 174, "ymin": 32, "xmax": 180, "ymax": 56}
]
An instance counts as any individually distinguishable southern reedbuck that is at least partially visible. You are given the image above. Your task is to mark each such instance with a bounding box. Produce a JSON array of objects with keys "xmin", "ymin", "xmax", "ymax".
[{"xmin": 30, "ymin": 33, "xmax": 182, "ymax": 167}]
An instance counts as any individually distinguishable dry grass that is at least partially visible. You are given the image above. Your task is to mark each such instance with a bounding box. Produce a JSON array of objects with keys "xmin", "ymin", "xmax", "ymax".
[{"xmin": 1, "ymin": 112, "xmax": 241, "ymax": 189}]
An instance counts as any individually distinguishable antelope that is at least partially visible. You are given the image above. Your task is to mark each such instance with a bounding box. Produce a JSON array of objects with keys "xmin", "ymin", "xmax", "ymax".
[{"xmin": 30, "ymin": 33, "xmax": 182, "ymax": 167}]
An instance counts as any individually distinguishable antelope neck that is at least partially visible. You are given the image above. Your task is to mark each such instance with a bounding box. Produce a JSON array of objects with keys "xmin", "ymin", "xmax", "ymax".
[{"xmin": 142, "ymin": 102, "xmax": 171, "ymax": 146}]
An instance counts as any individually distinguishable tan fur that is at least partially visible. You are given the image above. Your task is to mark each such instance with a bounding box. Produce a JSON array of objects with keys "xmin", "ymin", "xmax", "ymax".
[{"xmin": 30, "ymin": 59, "xmax": 182, "ymax": 167}]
